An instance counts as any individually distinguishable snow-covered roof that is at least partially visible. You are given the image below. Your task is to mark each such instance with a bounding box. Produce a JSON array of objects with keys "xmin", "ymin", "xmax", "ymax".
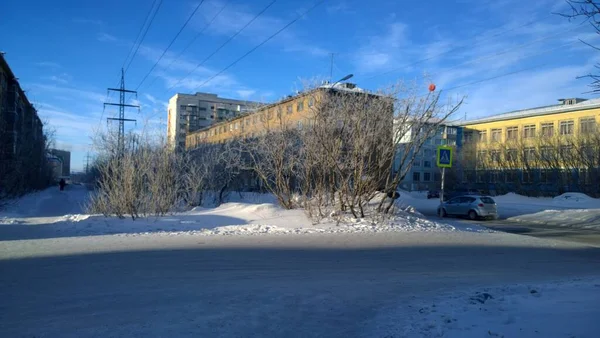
[
  {"xmin": 318, "ymin": 82, "xmax": 365, "ymax": 93},
  {"xmin": 458, "ymin": 98, "xmax": 600, "ymax": 126}
]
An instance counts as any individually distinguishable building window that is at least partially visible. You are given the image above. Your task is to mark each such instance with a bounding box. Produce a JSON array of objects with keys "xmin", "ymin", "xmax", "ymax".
[
  {"xmin": 540, "ymin": 146, "xmax": 552, "ymax": 161},
  {"xmin": 478, "ymin": 130, "xmax": 487, "ymax": 143},
  {"xmin": 490, "ymin": 171, "xmax": 499, "ymax": 183},
  {"xmin": 490, "ymin": 150, "xmax": 500, "ymax": 163},
  {"xmin": 297, "ymin": 121, "xmax": 303, "ymax": 130},
  {"xmin": 506, "ymin": 126, "xmax": 518, "ymax": 140},
  {"xmin": 229, "ymin": 124, "xmax": 233, "ymax": 132},
  {"xmin": 423, "ymin": 160, "xmax": 431, "ymax": 168},
  {"xmin": 524, "ymin": 147, "xmax": 536, "ymax": 162},
  {"xmin": 560, "ymin": 145, "xmax": 573, "ymax": 158},
  {"xmin": 286, "ymin": 105, "xmax": 293, "ymax": 114},
  {"xmin": 297, "ymin": 101, "xmax": 304, "ymax": 112},
  {"xmin": 580, "ymin": 117, "xmax": 596, "ymax": 134},
  {"xmin": 434, "ymin": 173, "xmax": 441, "ymax": 182},
  {"xmin": 308, "ymin": 97, "xmax": 315, "ymax": 107},
  {"xmin": 267, "ymin": 110, "xmax": 273, "ymax": 120},
  {"xmin": 246, "ymin": 118, "xmax": 250, "ymax": 126},
  {"xmin": 413, "ymin": 172, "xmax": 420, "ymax": 182},
  {"xmin": 235, "ymin": 122, "xmax": 239, "ymax": 130},
  {"xmin": 446, "ymin": 127, "xmax": 457, "ymax": 135},
  {"xmin": 523, "ymin": 124, "xmax": 536, "ymax": 138},
  {"xmin": 424, "ymin": 172, "xmax": 431, "ymax": 181},
  {"xmin": 491, "ymin": 128, "xmax": 502, "ymax": 142},
  {"xmin": 464, "ymin": 131, "xmax": 473, "ymax": 143},
  {"xmin": 277, "ymin": 107, "xmax": 282, "ymax": 119},
  {"xmin": 560, "ymin": 120, "xmax": 574, "ymax": 135},
  {"xmin": 424, "ymin": 149, "xmax": 433, "ymax": 157},
  {"xmin": 541, "ymin": 122, "xmax": 554, "ymax": 137},
  {"xmin": 413, "ymin": 159, "xmax": 421, "ymax": 167},
  {"xmin": 523, "ymin": 170, "xmax": 533, "ymax": 183},
  {"xmin": 253, "ymin": 115, "xmax": 258, "ymax": 124},
  {"xmin": 477, "ymin": 150, "xmax": 487, "ymax": 165},
  {"xmin": 540, "ymin": 170, "xmax": 550, "ymax": 183},
  {"xmin": 505, "ymin": 149, "xmax": 517, "ymax": 162},
  {"xmin": 476, "ymin": 171, "xmax": 484, "ymax": 183}
]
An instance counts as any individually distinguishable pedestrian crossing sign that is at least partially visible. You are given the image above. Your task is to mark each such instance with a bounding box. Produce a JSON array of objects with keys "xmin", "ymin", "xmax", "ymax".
[{"xmin": 437, "ymin": 146, "xmax": 453, "ymax": 168}]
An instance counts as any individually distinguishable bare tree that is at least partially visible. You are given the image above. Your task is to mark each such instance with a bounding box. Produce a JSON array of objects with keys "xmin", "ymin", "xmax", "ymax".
[{"xmin": 560, "ymin": 0, "xmax": 600, "ymax": 92}]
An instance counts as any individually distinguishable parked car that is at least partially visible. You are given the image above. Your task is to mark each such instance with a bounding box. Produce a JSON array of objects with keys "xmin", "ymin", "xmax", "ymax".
[
  {"xmin": 446, "ymin": 188, "xmax": 481, "ymax": 200},
  {"xmin": 437, "ymin": 195, "xmax": 498, "ymax": 220},
  {"xmin": 427, "ymin": 190, "xmax": 440, "ymax": 199}
]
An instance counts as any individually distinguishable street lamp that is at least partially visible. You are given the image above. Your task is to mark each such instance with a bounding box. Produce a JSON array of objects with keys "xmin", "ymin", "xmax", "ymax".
[{"xmin": 330, "ymin": 74, "xmax": 354, "ymax": 88}]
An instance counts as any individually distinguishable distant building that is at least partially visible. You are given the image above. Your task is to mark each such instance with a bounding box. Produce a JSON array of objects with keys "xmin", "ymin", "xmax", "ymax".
[
  {"xmin": 50, "ymin": 149, "xmax": 71, "ymax": 176},
  {"xmin": 393, "ymin": 122, "xmax": 461, "ymax": 191},
  {"xmin": 167, "ymin": 92, "xmax": 260, "ymax": 151}
]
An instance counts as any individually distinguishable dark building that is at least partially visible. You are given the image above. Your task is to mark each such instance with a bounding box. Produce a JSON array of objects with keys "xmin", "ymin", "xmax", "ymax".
[
  {"xmin": 0, "ymin": 53, "xmax": 51, "ymax": 196},
  {"xmin": 50, "ymin": 149, "xmax": 71, "ymax": 176}
]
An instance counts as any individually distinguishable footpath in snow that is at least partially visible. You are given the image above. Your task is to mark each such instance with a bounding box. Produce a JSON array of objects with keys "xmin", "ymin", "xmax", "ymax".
[{"xmin": 0, "ymin": 185, "xmax": 487, "ymax": 239}]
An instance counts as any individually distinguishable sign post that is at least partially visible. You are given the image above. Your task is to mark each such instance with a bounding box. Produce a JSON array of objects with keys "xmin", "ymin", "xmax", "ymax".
[{"xmin": 436, "ymin": 146, "xmax": 453, "ymax": 214}]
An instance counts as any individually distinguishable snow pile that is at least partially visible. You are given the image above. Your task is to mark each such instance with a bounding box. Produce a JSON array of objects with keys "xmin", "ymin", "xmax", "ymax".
[
  {"xmin": 367, "ymin": 279, "xmax": 600, "ymax": 337},
  {"xmin": 508, "ymin": 209, "xmax": 600, "ymax": 230}
]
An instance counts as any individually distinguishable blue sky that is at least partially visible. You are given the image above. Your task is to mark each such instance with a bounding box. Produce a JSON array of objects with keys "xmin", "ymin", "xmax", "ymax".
[{"xmin": 1, "ymin": 0, "xmax": 598, "ymax": 171}]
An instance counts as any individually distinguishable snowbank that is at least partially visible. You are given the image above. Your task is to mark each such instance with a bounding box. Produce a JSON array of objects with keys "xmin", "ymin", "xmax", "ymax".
[
  {"xmin": 508, "ymin": 209, "xmax": 600, "ymax": 230},
  {"xmin": 0, "ymin": 199, "xmax": 487, "ymax": 238},
  {"xmin": 366, "ymin": 279, "xmax": 600, "ymax": 337}
]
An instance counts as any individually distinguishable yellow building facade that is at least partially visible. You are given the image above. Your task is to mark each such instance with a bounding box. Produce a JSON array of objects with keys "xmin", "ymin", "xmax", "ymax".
[
  {"xmin": 186, "ymin": 88, "xmax": 327, "ymax": 149},
  {"xmin": 460, "ymin": 98, "xmax": 600, "ymax": 161}
]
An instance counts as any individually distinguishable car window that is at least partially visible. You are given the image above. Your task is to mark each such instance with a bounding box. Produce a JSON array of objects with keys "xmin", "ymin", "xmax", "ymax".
[
  {"xmin": 448, "ymin": 197, "xmax": 461, "ymax": 204},
  {"xmin": 480, "ymin": 197, "xmax": 495, "ymax": 204},
  {"xmin": 466, "ymin": 197, "xmax": 476, "ymax": 203}
]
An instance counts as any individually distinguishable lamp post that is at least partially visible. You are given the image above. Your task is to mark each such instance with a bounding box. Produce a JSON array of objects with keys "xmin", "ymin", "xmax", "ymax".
[{"xmin": 330, "ymin": 74, "xmax": 354, "ymax": 89}]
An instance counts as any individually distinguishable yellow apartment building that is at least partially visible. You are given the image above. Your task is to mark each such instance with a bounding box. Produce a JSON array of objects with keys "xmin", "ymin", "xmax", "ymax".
[{"xmin": 186, "ymin": 83, "xmax": 364, "ymax": 149}]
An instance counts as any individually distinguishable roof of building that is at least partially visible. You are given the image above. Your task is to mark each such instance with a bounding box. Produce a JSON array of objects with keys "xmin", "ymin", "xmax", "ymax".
[
  {"xmin": 172, "ymin": 91, "xmax": 262, "ymax": 106},
  {"xmin": 187, "ymin": 84, "xmax": 373, "ymax": 136},
  {"xmin": 458, "ymin": 98, "xmax": 600, "ymax": 126}
]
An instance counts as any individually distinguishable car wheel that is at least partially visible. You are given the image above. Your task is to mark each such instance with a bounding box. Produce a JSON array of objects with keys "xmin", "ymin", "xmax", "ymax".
[
  {"xmin": 439, "ymin": 208, "xmax": 447, "ymax": 217},
  {"xmin": 468, "ymin": 210, "xmax": 477, "ymax": 220}
]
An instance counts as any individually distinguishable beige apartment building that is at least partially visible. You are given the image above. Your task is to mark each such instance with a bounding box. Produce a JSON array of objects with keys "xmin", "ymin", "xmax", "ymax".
[{"xmin": 167, "ymin": 92, "xmax": 260, "ymax": 151}]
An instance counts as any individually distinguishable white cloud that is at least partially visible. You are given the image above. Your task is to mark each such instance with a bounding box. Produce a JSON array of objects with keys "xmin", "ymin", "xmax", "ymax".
[
  {"xmin": 97, "ymin": 33, "xmax": 117, "ymax": 42},
  {"xmin": 30, "ymin": 83, "xmax": 106, "ymax": 103},
  {"xmin": 352, "ymin": 22, "xmax": 409, "ymax": 73},
  {"xmin": 236, "ymin": 89, "xmax": 256, "ymax": 99},
  {"xmin": 35, "ymin": 61, "xmax": 61, "ymax": 69},
  {"xmin": 43, "ymin": 73, "xmax": 72, "ymax": 85},
  {"xmin": 73, "ymin": 18, "xmax": 103, "ymax": 25}
]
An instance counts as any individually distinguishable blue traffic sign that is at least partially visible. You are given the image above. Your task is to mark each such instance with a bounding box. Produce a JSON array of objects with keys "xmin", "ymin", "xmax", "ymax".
[{"xmin": 437, "ymin": 146, "xmax": 453, "ymax": 168}]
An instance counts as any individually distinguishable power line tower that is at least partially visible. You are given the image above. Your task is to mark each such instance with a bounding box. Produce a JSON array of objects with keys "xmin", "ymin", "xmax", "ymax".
[
  {"xmin": 104, "ymin": 68, "xmax": 139, "ymax": 156},
  {"xmin": 84, "ymin": 152, "xmax": 92, "ymax": 174}
]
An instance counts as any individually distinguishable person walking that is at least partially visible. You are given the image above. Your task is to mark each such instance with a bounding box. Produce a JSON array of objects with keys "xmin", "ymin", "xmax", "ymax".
[{"xmin": 59, "ymin": 178, "xmax": 66, "ymax": 191}]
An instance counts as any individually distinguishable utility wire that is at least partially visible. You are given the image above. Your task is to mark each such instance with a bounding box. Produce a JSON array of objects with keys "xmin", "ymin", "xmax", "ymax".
[
  {"xmin": 166, "ymin": 0, "xmax": 278, "ymax": 93},
  {"xmin": 122, "ymin": 0, "xmax": 161, "ymax": 70},
  {"xmin": 438, "ymin": 64, "xmax": 547, "ymax": 94},
  {"xmin": 188, "ymin": 0, "xmax": 324, "ymax": 92},
  {"xmin": 124, "ymin": 0, "xmax": 164, "ymax": 74},
  {"xmin": 143, "ymin": 1, "xmax": 231, "ymax": 90},
  {"xmin": 134, "ymin": 0, "xmax": 206, "ymax": 91}
]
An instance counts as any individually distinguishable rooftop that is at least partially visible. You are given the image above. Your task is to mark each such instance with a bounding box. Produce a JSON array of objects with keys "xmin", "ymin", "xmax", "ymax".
[{"xmin": 459, "ymin": 98, "xmax": 600, "ymax": 126}]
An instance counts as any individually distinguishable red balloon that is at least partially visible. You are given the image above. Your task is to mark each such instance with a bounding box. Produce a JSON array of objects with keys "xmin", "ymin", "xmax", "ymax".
[{"xmin": 429, "ymin": 83, "xmax": 436, "ymax": 92}]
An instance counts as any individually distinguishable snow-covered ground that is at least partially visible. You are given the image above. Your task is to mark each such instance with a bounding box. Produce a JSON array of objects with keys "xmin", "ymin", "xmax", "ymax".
[
  {"xmin": 0, "ymin": 185, "xmax": 488, "ymax": 239},
  {"xmin": 2, "ymin": 186, "xmax": 600, "ymax": 337},
  {"xmin": 367, "ymin": 278, "xmax": 600, "ymax": 337},
  {"xmin": 397, "ymin": 190, "xmax": 600, "ymax": 220}
]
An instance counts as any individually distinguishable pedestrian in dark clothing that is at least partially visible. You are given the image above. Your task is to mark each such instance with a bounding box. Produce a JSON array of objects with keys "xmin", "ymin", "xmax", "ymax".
[{"xmin": 59, "ymin": 179, "xmax": 66, "ymax": 191}]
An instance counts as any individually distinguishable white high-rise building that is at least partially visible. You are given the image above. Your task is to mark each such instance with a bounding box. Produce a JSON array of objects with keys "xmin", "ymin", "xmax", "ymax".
[{"xmin": 167, "ymin": 92, "xmax": 260, "ymax": 150}]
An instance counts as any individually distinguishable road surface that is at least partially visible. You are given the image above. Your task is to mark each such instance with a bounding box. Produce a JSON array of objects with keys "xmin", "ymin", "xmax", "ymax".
[{"xmin": 1, "ymin": 232, "xmax": 599, "ymax": 337}]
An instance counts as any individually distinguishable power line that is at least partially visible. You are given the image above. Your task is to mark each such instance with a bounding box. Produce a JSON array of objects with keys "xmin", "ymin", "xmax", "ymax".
[
  {"xmin": 188, "ymin": 0, "xmax": 324, "ymax": 93},
  {"xmin": 165, "ymin": 0, "xmax": 278, "ymax": 93},
  {"xmin": 143, "ymin": 1, "xmax": 231, "ymax": 90},
  {"xmin": 134, "ymin": 0, "xmax": 206, "ymax": 91},
  {"xmin": 439, "ymin": 64, "xmax": 547, "ymax": 94},
  {"xmin": 124, "ymin": 0, "xmax": 164, "ymax": 74},
  {"xmin": 122, "ymin": 0, "xmax": 161, "ymax": 70}
]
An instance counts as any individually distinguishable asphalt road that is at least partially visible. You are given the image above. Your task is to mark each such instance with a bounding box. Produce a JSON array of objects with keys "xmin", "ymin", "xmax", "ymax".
[{"xmin": 1, "ymin": 232, "xmax": 599, "ymax": 337}]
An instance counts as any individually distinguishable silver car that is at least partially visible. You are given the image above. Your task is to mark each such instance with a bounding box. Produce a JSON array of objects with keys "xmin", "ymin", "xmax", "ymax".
[{"xmin": 437, "ymin": 195, "xmax": 498, "ymax": 220}]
